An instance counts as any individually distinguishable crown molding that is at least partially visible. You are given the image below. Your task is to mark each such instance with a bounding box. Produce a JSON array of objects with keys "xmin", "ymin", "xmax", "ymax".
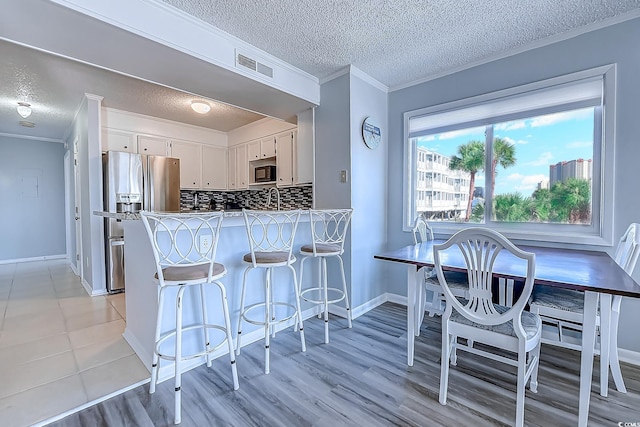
[{"xmin": 0, "ymin": 132, "xmax": 64, "ymax": 144}]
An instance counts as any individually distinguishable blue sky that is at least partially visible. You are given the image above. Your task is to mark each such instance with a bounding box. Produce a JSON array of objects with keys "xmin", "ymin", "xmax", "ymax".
[{"xmin": 417, "ymin": 107, "xmax": 594, "ymax": 197}]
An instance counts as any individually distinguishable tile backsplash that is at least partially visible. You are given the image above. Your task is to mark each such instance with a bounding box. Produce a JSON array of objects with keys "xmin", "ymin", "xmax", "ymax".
[{"xmin": 180, "ymin": 185, "xmax": 313, "ymax": 211}]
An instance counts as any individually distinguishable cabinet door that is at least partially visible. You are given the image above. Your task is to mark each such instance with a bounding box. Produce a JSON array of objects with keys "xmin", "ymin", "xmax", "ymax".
[
  {"xmin": 261, "ymin": 136, "xmax": 276, "ymax": 159},
  {"xmin": 276, "ymin": 132, "xmax": 294, "ymax": 186},
  {"xmin": 247, "ymin": 139, "xmax": 260, "ymax": 160},
  {"xmin": 170, "ymin": 140, "xmax": 202, "ymax": 189},
  {"xmin": 102, "ymin": 130, "xmax": 136, "ymax": 153},
  {"xmin": 138, "ymin": 135, "xmax": 168, "ymax": 156},
  {"xmin": 228, "ymin": 147, "xmax": 237, "ymax": 190},
  {"xmin": 295, "ymin": 110, "xmax": 314, "ymax": 184},
  {"xmin": 236, "ymin": 144, "xmax": 249, "ymax": 189},
  {"xmin": 202, "ymin": 145, "xmax": 227, "ymax": 190}
]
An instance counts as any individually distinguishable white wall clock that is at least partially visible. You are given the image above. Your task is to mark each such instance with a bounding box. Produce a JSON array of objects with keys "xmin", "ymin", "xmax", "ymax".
[{"xmin": 362, "ymin": 116, "xmax": 381, "ymax": 150}]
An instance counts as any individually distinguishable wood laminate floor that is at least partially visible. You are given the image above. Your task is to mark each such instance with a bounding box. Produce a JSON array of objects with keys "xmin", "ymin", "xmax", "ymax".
[{"xmin": 49, "ymin": 303, "xmax": 640, "ymax": 426}]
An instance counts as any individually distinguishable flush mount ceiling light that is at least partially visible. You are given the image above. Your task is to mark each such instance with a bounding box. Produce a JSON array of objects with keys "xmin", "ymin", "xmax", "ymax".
[
  {"xmin": 17, "ymin": 102, "xmax": 32, "ymax": 118},
  {"xmin": 190, "ymin": 101, "xmax": 211, "ymax": 114}
]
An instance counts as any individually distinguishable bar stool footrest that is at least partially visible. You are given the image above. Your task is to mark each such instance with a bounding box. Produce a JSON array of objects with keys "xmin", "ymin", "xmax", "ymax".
[
  {"xmin": 300, "ymin": 287, "xmax": 346, "ymax": 305},
  {"xmin": 241, "ymin": 301, "xmax": 298, "ymax": 326},
  {"xmin": 155, "ymin": 323, "xmax": 230, "ymax": 362}
]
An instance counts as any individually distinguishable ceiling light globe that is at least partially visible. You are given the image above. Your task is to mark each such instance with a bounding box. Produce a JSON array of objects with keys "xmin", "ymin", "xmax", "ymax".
[
  {"xmin": 17, "ymin": 103, "xmax": 32, "ymax": 118},
  {"xmin": 191, "ymin": 101, "xmax": 211, "ymax": 114}
]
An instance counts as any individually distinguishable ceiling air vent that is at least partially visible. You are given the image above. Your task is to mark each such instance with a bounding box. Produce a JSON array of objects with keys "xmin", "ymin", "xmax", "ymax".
[
  {"xmin": 237, "ymin": 53, "xmax": 257, "ymax": 71},
  {"xmin": 256, "ymin": 62, "xmax": 273, "ymax": 78},
  {"xmin": 19, "ymin": 120, "xmax": 35, "ymax": 128},
  {"xmin": 236, "ymin": 51, "xmax": 274, "ymax": 79}
]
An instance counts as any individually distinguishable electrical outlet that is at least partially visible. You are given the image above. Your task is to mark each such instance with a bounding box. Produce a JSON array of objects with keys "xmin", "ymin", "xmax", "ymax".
[{"xmin": 199, "ymin": 234, "xmax": 212, "ymax": 253}]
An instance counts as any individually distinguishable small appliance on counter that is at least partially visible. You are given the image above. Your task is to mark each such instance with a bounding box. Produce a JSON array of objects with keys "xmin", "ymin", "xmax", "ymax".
[
  {"xmin": 255, "ymin": 165, "xmax": 276, "ymax": 183},
  {"xmin": 102, "ymin": 151, "xmax": 180, "ymax": 293}
]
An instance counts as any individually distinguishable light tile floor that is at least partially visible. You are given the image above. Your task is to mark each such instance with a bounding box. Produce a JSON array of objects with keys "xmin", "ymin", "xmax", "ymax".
[{"xmin": 0, "ymin": 259, "xmax": 149, "ymax": 427}]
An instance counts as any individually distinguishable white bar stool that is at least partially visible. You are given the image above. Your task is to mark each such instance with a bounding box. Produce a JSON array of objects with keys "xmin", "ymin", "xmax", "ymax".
[
  {"xmin": 298, "ymin": 208, "xmax": 353, "ymax": 344},
  {"xmin": 140, "ymin": 211, "xmax": 239, "ymax": 425},
  {"xmin": 236, "ymin": 209, "xmax": 306, "ymax": 374}
]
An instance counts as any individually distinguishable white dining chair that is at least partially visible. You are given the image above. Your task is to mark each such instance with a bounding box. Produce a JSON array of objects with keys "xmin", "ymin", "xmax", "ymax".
[
  {"xmin": 434, "ymin": 227, "xmax": 541, "ymax": 427},
  {"xmin": 412, "ymin": 217, "xmax": 469, "ymax": 335},
  {"xmin": 529, "ymin": 222, "xmax": 640, "ymax": 395},
  {"xmin": 298, "ymin": 208, "xmax": 353, "ymax": 344},
  {"xmin": 140, "ymin": 211, "xmax": 239, "ymax": 425},
  {"xmin": 236, "ymin": 209, "xmax": 306, "ymax": 374}
]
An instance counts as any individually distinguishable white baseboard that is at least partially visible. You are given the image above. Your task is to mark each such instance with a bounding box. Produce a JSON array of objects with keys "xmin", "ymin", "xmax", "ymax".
[
  {"xmin": 123, "ymin": 328, "xmax": 153, "ymax": 373},
  {"xmin": 618, "ymin": 348, "xmax": 640, "ymax": 366},
  {"xmin": 0, "ymin": 254, "xmax": 66, "ymax": 265}
]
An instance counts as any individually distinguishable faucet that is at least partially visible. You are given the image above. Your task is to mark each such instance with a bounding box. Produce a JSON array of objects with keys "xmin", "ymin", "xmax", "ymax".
[
  {"xmin": 193, "ymin": 192, "xmax": 200, "ymax": 210},
  {"xmin": 266, "ymin": 187, "xmax": 280, "ymax": 211}
]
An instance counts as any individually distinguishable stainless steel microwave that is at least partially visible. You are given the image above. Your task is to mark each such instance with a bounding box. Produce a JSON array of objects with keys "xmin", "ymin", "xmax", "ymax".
[{"xmin": 255, "ymin": 165, "xmax": 276, "ymax": 182}]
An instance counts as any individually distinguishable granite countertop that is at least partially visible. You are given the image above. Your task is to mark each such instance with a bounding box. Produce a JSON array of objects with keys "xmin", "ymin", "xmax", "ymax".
[{"xmin": 94, "ymin": 209, "xmax": 265, "ymax": 220}]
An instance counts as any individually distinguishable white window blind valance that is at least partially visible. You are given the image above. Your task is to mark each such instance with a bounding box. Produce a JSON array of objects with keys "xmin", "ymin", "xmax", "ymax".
[{"xmin": 408, "ymin": 76, "xmax": 603, "ymax": 138}]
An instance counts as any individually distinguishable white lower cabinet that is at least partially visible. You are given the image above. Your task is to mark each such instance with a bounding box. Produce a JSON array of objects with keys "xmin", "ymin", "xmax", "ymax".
[
  {"xmin": 170, "ymin": 140, "xmax": 202, "ymax": 189},
  {"xmin": 202, "ymin": 145, "xmax": 226, "ymax": 190}
]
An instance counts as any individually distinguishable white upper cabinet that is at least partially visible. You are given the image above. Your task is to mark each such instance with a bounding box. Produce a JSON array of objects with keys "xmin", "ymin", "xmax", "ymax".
[
  {"xmin": 170, "ymin": 140, "xmax": 202, "ymax": 189},
  {"xmin": 102, "ymin": 129, "xmax": 136, "ymax": 153},
  {"xmin": 228, "ymin": 146, "xmax": 237, "ymax": 190},
  {"xmin": 276, "ymin": 131, "xmax": 294, "ymax": 187},
  {"xmin": 202, "ymin": 145, "xmax": 227, "ymax": 190},
  {"xmin": 260, "ymin": 136, "xmax": 277, "ymax": 159},
  {"xmin": 247, "ymin": 139, "xmax": 260, "ymax": 160},
  {"xmin": 248, "ymin": 137, "xmax": 276, "ymax": 160},
  {"xmin": 138, "ymin": 135, "xmax": 169, "ymax": 156},
  {"xmin": 236, "ymin": 144, "xmax": 249, "ymax": 189}
]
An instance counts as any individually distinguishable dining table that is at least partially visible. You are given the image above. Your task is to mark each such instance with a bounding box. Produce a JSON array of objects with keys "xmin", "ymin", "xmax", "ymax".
[{"xmin": 375, "ymin": 240, "xmax": 640, "ymax": 427}]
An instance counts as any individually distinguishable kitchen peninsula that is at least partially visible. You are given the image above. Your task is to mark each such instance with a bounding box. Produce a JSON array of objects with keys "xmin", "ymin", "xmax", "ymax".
[{"xmin": 120, "ymin": 211, "xmax": 314, "ymax": 380}]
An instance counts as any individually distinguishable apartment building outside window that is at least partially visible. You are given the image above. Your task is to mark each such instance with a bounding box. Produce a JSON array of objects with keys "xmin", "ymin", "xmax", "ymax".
[{"xmin": 403, "ymin": 65, "xmax": 616, "ymax": 245}]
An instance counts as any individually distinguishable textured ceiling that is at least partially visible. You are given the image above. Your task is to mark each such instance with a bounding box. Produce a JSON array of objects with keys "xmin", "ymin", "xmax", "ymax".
[
  {"xmin": 0, "ymin": 40, "xmax": 265, "ymax": 140},
  {"xmin": 3, "ymin": 0, "xmax": 639, "ymax": 142},
  {"xmin": 162, "ymin": 0, "xmax": 640, "ymax": 88}
]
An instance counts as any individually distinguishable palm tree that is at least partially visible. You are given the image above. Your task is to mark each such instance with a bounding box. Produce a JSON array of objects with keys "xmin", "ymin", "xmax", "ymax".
[
  {"xmin": 450, "ymin": 140, "xmax": 484, "ymax": 221},
  {"xmin": 550, "ymin": 178, "xmax": 591, "ymax": 223},
  {"xmin": 491, "ymin": 137, "xmax": 517, "ymax": 197},
  {"xmin": 494, "ymin": 193, "xmax": 529, "ymax": 222}
]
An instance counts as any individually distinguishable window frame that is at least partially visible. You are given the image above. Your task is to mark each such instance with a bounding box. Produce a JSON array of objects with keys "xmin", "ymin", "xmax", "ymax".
[{"xmin": 402, "ymin": 65, "xmax": 616, "ymax": 246}]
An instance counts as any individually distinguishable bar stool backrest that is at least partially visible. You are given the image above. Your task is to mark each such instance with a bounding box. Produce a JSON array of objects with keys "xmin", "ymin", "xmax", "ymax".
[
  {"xmin": 242, "ymin": 209, "xmax": 301, "ymax": 267},
  {"xmin": 308, "ymin": 209, "xmax": 353, "ymax": 255},
  {"xmin": 140, "ymin": 211, "xmax": 224, "ymax": 286}
]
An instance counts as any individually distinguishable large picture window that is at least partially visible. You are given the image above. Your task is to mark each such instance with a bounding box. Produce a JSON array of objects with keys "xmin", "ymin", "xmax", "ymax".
[{"xmin": 403, "ymin": 66, "xmax": 615, "ymax": 245}]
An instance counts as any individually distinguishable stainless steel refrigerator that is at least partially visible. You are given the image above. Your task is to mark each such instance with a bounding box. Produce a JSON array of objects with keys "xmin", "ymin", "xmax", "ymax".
[{"xmin": 103, "ymin": 151, "xmax": 181, "ymax": 293}]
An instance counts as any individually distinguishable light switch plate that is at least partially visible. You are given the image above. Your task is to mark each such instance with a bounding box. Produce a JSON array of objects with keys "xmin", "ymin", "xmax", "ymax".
[{"xmin": 340, "ymin": 170, "xmax": 348, "ymax": 183}]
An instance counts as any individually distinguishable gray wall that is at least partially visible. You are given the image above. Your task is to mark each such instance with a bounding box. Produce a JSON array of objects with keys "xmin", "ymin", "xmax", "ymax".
[
  {"xmin": 349, "ymin": 74, "xmax": 388, "ymax": 307},
  {"xmin": 386, "ymin": 17, "xmax": 640, "ymax": 352},
  {"xmin": 315, "ymin": 71, "xmax": 389, "ymax": 310},
  {"xmin": 66, "ymin": 96, "xmax": 107, "ymax": 295},
  {"xmin": 0, "ymin": 136, "xmax": 66, "ymax": 261}
]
